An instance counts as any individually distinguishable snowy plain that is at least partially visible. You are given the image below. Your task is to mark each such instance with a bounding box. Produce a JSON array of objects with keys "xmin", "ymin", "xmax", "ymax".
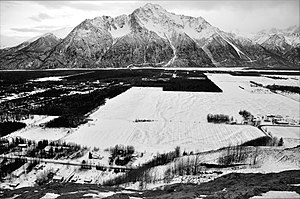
[{"xmin": 64, "ymin": 73, "xmax": 299, "ymax": 153}]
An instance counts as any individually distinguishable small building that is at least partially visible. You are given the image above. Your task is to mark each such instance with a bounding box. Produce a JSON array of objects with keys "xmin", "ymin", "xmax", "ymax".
[
  {"xmin": 9, "ymin": 182, "xmax": 20, "ymax": 188},
  {"xmin": 266, "ymin": 114, "xmax": 275, "ymax": 118},
  {"xmin": 84, "ymin": 177, "xmax": 92, "ymax": 183},
  {"xmin": 275, "ymin": 120, "xmax": 289, "ymax": 125},
  {"xmin": 53, "ymin": 175, "xmax": 64, "ymax": 182},
  {"xmin": 18, "ymin": 144, "xmax": 27, "ymax": 148}
]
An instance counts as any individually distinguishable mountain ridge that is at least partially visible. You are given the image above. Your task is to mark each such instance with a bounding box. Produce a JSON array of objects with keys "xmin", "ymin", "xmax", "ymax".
[{"xmin": 1, "ymin": 3, "xmax": 299, "ymax": 69}]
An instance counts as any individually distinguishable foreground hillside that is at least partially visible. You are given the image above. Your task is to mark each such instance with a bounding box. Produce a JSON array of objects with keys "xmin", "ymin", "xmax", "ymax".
[
  {"xmin": 0, "ymin": 3, "xmax": 299, "ymax": 69},
  {"xmin": 1, "ymin": 168, "xmax": 299, "ymax": 198}
]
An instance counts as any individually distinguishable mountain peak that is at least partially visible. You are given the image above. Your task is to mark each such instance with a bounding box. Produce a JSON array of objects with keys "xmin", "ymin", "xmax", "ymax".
[
  {"xmin": 142, "ymin": 3, "xmax": 165, "ymax": 11},
  {"xmin": 1, "ymin": 3, "xmax": 299, "ymax": 69}
]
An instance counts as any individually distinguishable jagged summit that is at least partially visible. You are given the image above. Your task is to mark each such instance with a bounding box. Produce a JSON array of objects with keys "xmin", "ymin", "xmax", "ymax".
[{"xmin": 1, "ymin": 3, "xmax": 299, "ymax": 69}]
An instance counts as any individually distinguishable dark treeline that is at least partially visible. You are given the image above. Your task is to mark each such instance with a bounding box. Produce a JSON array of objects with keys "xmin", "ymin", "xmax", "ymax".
[
  {"xmin": 135, "ymin": 78, "xmax": 222, "ymax": 92},
  {"xmin": 266, "ymin": 84, "xmax": 300, "ymax": 94},
  {"xmin": 35, "ymin": 88, "xmax": 66, "ymax": 98},
  {"xmin": 163, "ymin": 78, "xmax": 222, "ymax": 92},
  {"xmin": 0, "ymin": 122, "xmax": 26, "ymax": 137},
  {"xmin": 0, "ymin": 70, "xmax": 85, "ymax": 83},
  {"xmin": 0, "ymin": 158, "xmax": 27, "ymax": 178},
  {"xmin": 103, "ymin": 147, "xmax": 181, "ymax": 186},
  {"xmin": 45, "ymin": 115, "xmax": 86, "ymax": 128},
  {"xmin": 34, "ymin": 85, "xmax": 130, "ymax": 128},
  {"xmin": 34, "ymin": 85, "xmax": 130, "ymax": 116},
  {"xmin": 207, "ymin": 114, "xmax": 231, "ymax": 123}
]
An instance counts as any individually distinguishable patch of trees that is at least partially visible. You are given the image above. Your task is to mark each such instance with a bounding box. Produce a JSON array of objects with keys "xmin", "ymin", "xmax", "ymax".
[
  {"xmin": 135, "ymin": 77, "xmax": 223, "ymax": 92},
  {"xmin": 265, "ymin": 76, "xmax": 288, "ymax": 80},
  {"xmin": 35, "ymin": 168, "xmax": 55, "ymax": 185},
  {"xmin": 218, "ymin": 145, "xmax": 248, "ymax": 166},
  {"xmin": 0, "ymin": 158, "xmax": 27, "ymax": 178},
  {"xmin": 163, "ymin": 78, "xmax": 222, "ymax": 92},
  {"xmin": 45, "ymin": 115, "xmax": 86, "ymax": 128},
  {"xmin": 266, "ymin": 84, "xmax": 300, "ymax": 94},
  {"xmin": 250, "ymin": 81, "xmax": 263, "ymax": 87},
  {"xmin": 33, "ymin": 85, "xmax": 130, "ymax": 128},
  {"xmin": 242, "ymin": 136, "xmax": 284, "ymax": 147},
  {"xmin": 34, "ymin": 86, "xmax": 130, "ymax": 116},
  {"xmin": 207, "ymin": 114, "xmax": 231, "ymax": 123},
  {"xmin": 134, "ymin": 119, "xmax": 155, "ymax": 122},
  {"xmin": 103, "ymin": 146, "xmax": 181, "ymax": 186},
  {"xmin": 0, "ymin": 137, "xmax": 31, "ymax": 154},
  {"xmin": 239, "ymin": 110, "xmax": 253, "ymax": 120},
  {"xmin": 107, "ymin": 144, "xmax": 135, "ymax": 166},
  {"xmin": 35, "ymin": 88, "xmax": 66, "ymax": 97},
  {"xmin": 0, "ymin": 112, "xmax": 31, "ymax": 123},
  {"xmin": 0, "ymin": 70, "xmax": 83, "ymax": 83},
  {"xmin": 0, "ymin": 122, "xmax": 26, "ymax": 137}
]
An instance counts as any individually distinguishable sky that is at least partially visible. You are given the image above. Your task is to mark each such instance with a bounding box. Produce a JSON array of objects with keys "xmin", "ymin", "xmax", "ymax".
[{"xmin": 0, "ymin": 0, "xmax": 299, "ymax": 48}]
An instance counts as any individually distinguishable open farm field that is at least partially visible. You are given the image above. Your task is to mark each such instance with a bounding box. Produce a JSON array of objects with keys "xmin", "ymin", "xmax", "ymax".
[
  {"xmin": 206, "ymin": 74, "xmax": 300, "ymax": 119},
  {"xmin": 64, "ymin": 86, "xmax": 268, "ymax": 153},
  {"xmin": 262, "ymin": 126, "xmax": 300, "ymax": 148},
  {"xmin": 63, "ymin": 73, "xmax": 299, "ymax": 153}
]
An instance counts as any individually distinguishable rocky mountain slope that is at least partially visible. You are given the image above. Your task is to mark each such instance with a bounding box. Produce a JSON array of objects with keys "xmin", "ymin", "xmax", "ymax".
[
  {"xmin": 0, "ymin": 33, "xmax": 61, "ymax": 69},
  {"xmin": 1, "ymin": 3, "xmax": 299, "ymax": 69}
]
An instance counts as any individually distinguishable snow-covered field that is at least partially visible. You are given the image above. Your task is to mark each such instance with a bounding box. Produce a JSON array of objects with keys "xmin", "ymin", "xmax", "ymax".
[
  {"xmin": 6, "ymin": 115, "xmax": 69, "ymax": 141},
  {"xmin": 62, "ymin": 74, "xmax": 299, "ymax": 153},
  {"xmin": 65, "ymin": 89, "xmax": 264, "ymax": 153},
  {"xmin": 207, "ymin": 74, "xmax": 299, "ymax": 119},
  {"xmin": 263, "ymin": 126, "xmax": 300, "ymax": 148},
  {"xmin": 250, "ymin": 191, "xmax": 300, "ymax": 199},
  {"xmin": 6, "ymin": 74, "xmax": 298, "ymax": 154},
  {"xmin": 7, "ymin": 126, "xmax": 70, "ymax": 142}
]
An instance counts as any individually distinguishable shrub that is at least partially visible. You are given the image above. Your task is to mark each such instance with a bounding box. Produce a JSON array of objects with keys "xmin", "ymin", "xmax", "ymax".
[
  {"xmin": 218, "ymin": 145, "xmax": 248, "ymax": 166},
  {"xmin": 278, "ymin": 137, "xmax": 284, "ymax": 146},
  {"xmin": 207, "ymin": 114, "xmax": 230, "ymax": 123}
]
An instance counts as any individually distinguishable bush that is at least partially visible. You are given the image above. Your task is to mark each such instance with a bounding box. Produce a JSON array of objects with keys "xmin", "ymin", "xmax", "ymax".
[
  {"xmin": 103, "ymin": 147, "xmax": 179, "ymax": 186},
  {"xmin": 218, "ymin": 145, "xmax": 248, "ymax": 166},
  {"xmin": 239, "ymin": 110, "xmax": 253, "ymax": 120},
  {"xmin": 278, "ymin": 137, "xmax": 284, "ymax": 146},
  {"xmin": 35, "ymin": 168, "xmax": 54, "ymax": 185},
  {"xmin": 207, "ymin": 114, "xmax": 230, "ymax": 123}
]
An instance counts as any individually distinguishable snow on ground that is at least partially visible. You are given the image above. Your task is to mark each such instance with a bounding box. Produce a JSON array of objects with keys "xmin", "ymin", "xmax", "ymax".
[
  {"xmin": 245, "ymin": 74, "xmax": 299, "ymax": 87},
  {"xmin": 0, "ymin": 88, "xmax": 48, "ymax": 103},
  {"xmin": 5, "ymin": 115, "xmax": 68, "ymax": 142},
  {"xmin": 64, "ymin": 72, "xmax": 300, "ymax": 153},
  {"xmin": 40, "ymin": 193, "xmax": 60, "ymax": 199},
  {"xmin": 250, "ymin": 191, "xmax": 300, "ymax": 199},
  {"xmin": 64, "ymin": 74, "xmax": 299, "ymax": 153},
  {"xmin": 263, "ymin": 126, "xmax": 300, "ymax": 139},
  {"xmin": 262, "ymin": 126, "xmax": 300, "ymax": 148},
  {"xmin": 207, "ymin": 74, "xmax": 299, "ymax": 119},
  {"xmin": 31, "ymin": 76, "xmax": 64, "ymax": 82},
  {"xmin": 21, "ymin": 115, "xmax": 59, "ymax": 126},
  {"xmin": 64, "ymin": 84, "xmax": 270, "ymax": 153},
  {"xmin": 7, "ymin": 126, "xmax": 71, "ymax": 142},
  {"xmin": 109, "ymin": 22, "xmax": 131, "ymax": 39}
]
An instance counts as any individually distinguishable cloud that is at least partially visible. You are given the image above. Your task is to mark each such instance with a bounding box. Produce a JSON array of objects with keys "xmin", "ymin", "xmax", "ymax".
[
  {"xmin": 34, "ymin": 1, "xmax": 72, "ymax": 9},
  {"xmin": 0, "ymin": 34, "xmax": 30, "ymax": 48},
  {"xmin": 29, "ymin": 13, "xmax": 52, "ymax": 22},
  {"xmin": 11, "ymin": 25, "xmax": 58, "ymax": 33},
  {"xmin": 34, "ymin": 1, "xmax": 111, "ymax": 11}
]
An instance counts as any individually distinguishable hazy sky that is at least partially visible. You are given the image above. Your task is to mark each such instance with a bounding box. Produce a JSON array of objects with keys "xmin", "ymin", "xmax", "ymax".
[{"xmin": 0, "ymin": 0, "xmax": 299, "ymax": 48}]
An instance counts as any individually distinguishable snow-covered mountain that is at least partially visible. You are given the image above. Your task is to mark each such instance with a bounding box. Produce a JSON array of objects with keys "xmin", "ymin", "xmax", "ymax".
[
  {"xmin": 0, "ymin": 33, "xmax": 61, "ymax": 69},
  {"xmin": 1, "ymin": 3, "xmax": 299, "ymax": 69}
]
